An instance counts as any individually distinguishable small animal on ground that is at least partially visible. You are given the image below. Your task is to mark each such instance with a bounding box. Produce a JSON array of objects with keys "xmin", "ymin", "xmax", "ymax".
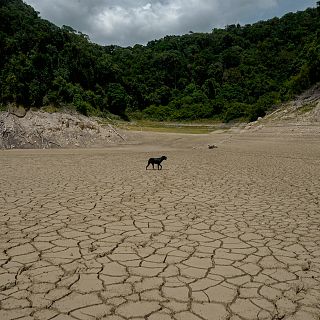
[
  {"xmin": 146, "ymin": 156, "xmax": 167, "ymax": 170},
  {"xmin": 208, "ymin": 144, "xmax": 218, "ymax": 149}
]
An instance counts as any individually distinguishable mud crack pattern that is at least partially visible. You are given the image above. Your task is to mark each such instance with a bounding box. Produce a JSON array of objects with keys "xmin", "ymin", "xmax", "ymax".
[{"xmin": 0, "ymin": 138, "xmax": 320, "ymax": 320}]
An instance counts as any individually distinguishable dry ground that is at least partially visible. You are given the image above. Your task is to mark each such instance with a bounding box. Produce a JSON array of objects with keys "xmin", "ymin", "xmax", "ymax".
[{"xmin": 0, "ymin": 127, "xmax": 320, "ymax": 320}]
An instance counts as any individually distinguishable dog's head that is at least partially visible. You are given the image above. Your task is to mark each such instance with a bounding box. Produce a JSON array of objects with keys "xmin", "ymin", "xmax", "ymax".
[{"xmin": 161, "ymin": 156, "xmax": 167, "ymax": 161}]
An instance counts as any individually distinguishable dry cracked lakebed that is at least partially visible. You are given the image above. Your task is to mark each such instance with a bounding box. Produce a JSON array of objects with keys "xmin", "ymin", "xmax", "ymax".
[{"xmin": 0, "ymin": 130, "xmax": 320, "ymax": 320}]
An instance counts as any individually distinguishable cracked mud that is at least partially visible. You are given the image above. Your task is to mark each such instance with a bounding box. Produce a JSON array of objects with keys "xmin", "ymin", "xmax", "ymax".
[{"xmin": 0, "ymin": 132, "xmax": 320, "ymax": 320}]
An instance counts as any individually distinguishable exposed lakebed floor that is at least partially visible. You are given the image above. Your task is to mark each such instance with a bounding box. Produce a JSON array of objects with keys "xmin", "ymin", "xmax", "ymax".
[{"xmin": 0, "ymin": 128, "xmax": 320, "ymax": 320}]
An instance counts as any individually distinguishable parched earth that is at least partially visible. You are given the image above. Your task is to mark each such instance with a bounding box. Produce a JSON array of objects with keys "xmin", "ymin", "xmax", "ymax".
[{"xmin": 0, "ymin": 128, "xmax": 320, "ymax": 320}]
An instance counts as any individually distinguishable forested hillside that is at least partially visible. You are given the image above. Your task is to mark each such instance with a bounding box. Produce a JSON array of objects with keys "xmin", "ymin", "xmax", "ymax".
[{"xmin": 1, "ymin": 0, "xmax": 319, "ymax": 122}]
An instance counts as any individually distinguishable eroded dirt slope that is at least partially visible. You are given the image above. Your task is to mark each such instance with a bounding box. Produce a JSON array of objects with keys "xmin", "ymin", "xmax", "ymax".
[{"xmin": 0, "ymin": 110, "xmax": 126, "ymax": 149}]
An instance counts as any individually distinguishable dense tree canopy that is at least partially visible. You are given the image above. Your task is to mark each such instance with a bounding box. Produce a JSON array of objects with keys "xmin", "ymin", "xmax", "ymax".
[{"xmin": 1, "ymin": 0, "xmax": 319, "ymax": 122}]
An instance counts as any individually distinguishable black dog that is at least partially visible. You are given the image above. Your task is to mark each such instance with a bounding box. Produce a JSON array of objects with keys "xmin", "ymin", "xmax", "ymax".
[{"xmin": 146, "ymin": 156, "xmax": 167, "ymax": 170}]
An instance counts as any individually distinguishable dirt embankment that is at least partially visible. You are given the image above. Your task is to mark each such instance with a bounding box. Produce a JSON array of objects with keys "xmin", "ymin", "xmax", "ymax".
[
  {"xmin": 0, "ymin": 109, "xmax": 127, "ymax": 149},
  {"xmin": 244, "ymin": 84, "xmax": 320, "ymax": 133}
]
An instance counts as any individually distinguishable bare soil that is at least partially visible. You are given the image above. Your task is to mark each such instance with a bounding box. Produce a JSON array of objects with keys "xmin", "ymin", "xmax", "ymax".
[
  {"xmin": 0, "ymin": 110, "xmax": 127, "ymax": 149},
  {"xmin": 0, "ymin": 125, "xmax": 319, "ymax": 320}
]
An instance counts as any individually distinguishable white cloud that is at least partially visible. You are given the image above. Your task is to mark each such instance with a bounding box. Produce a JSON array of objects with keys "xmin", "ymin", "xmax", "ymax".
[{"xmin": 24, "ymin": 0, "xmax": 315, "ymax": 47}]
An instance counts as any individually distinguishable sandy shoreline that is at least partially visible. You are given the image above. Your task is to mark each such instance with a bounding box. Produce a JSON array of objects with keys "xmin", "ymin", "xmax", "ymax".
[{"xmin": 0, "ymin": 127, "xmax": 319, "ymax": 320}]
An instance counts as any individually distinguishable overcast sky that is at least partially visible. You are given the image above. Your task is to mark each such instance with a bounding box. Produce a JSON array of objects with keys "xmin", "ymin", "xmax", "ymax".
[{"xmin": 24, "ymin": 0, "xmax": 316, "ymax": 47}]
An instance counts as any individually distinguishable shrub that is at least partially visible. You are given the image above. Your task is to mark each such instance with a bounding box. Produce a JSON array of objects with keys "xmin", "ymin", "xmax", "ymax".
[
  {"xmin": 142, "ymin": 105, "xmax": 173, "ymax": 121},
  {"xmin": 222, "ymin": 102, "xmax": 250, "ymax": 122}
]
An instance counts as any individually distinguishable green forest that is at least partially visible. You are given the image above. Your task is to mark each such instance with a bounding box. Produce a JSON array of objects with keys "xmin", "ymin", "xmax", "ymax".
[{"xmin": 1, "ymin": 0, "xmax": 320, "ymax": 122}]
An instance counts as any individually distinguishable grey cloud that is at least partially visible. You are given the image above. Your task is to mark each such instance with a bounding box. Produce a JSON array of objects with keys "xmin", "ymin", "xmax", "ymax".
[{"xmin": 25, "ymin": 0, "xmax": 315, "ymax": 47}]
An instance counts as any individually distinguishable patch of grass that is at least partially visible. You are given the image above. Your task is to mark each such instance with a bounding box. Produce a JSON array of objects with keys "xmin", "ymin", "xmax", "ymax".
[
  {"xmin": 41, "ymin": 105, "xmax": 60, "ymax": 113},
  {"xmin": 113, "ymin": 120, "xmax": 231, "ymax": 134},
  {"xmin": 0, "ymin": 104, "xmax": 7, "ymax": 112},
  {"xmin": 296, "ymin": 103, "xmax": 316, "ymax": 114}
]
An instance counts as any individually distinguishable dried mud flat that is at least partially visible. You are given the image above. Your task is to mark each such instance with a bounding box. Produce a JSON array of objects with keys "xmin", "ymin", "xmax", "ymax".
[{"xmin": 0, "ymin": 126, "xmax": 320, "ymax": 320}]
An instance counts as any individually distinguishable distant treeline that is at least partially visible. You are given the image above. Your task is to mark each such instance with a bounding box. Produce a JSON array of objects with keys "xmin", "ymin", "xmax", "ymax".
[{"xmin": 1, "ymin": 0, "xmax": 320, "ymax": 122}]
